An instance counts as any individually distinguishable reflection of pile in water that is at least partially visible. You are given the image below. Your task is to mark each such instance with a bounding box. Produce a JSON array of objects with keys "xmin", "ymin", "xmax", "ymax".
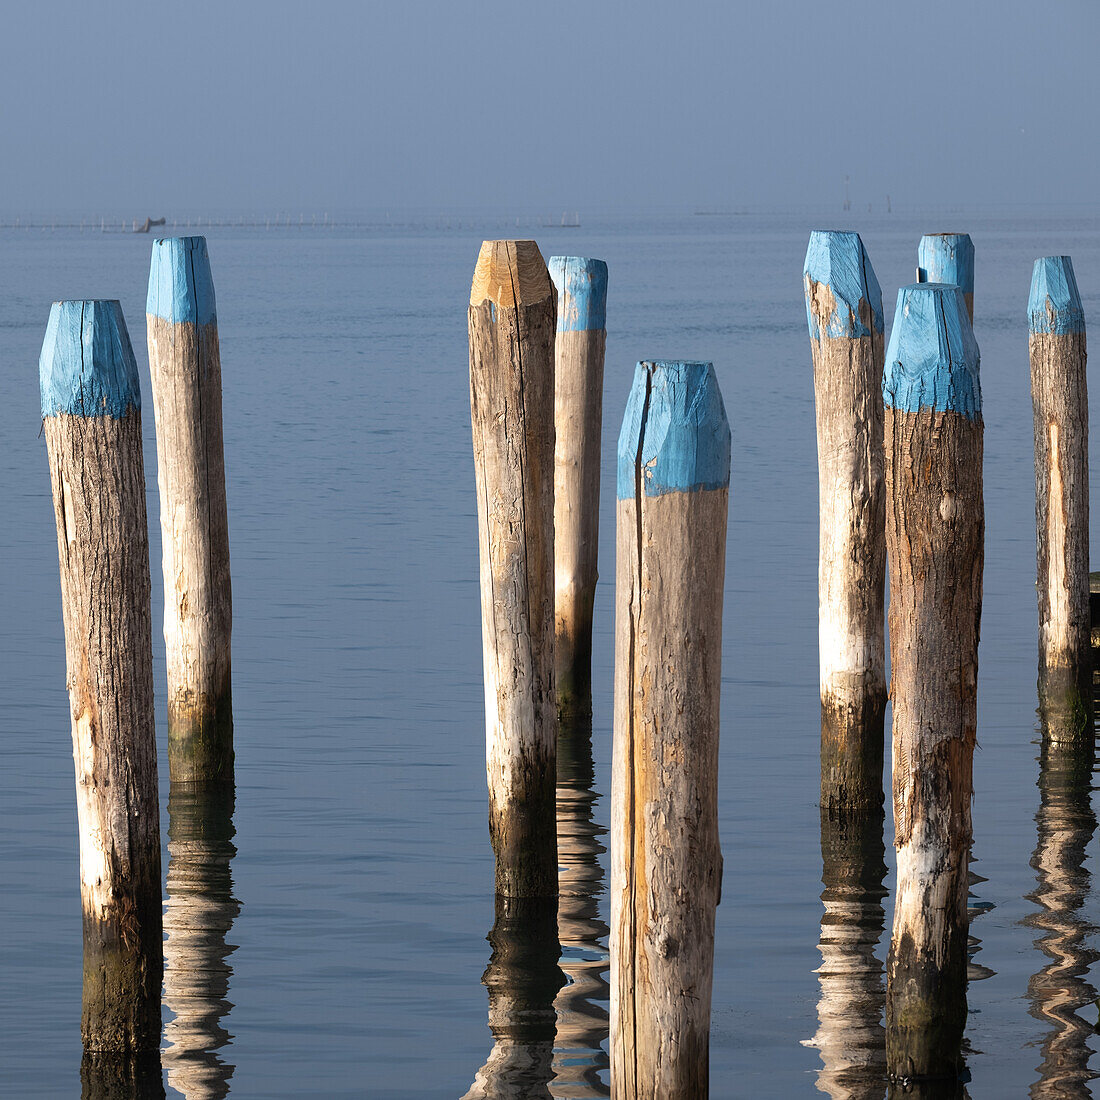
[
  {"xmin": 552, "ymin": 717, "xmax": 610, "ymax": 1099},
  {"xmin": 162, "ymin": 784, "xmax": 240, "ymax": 1100},
  {"xmin": 80, "ymin": 1051, "xmax": 166, "ymax": 1100},
  {"xmin": 805, "ymin": 808, "xmax": 887, "ymax": 1099},
  {"xmin": 886, "ymin": 1077, "xmax": 972, "ymax": 1099},
  {"xmin": 1024, "ymin": 739, "xmax": 1099, "ymax": 1098},
  {"xmin": 965, "ymin": 855, "xmax": 996, "ymax": 984},
  {"xmin": 461, "ymin": 896, "xmax": 565, "ymax": 1100},
  {"xmin": 463, "ymin": 715, "xmax": 611, "ymax": 1100}
]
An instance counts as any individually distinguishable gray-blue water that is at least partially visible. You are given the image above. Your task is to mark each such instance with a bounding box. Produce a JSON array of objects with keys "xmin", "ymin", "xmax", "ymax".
[{"xmin": 0, "ymin": 210, "xmax": 1097, "ymax": 1097}]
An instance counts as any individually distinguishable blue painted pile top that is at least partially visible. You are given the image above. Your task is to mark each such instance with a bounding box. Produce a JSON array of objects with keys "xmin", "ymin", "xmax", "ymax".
[
  {"xmin": 617, "ymin": 360, "xmax": 730, "ymax": 500},
  {"xmin": 147, "ymin": 236, "xmax": 217, "ymax": 325},
  {"xmin": 1028, "ymin": 256, "xmax": 1085, "ymax": 334},
  {"xmin": 803, "ymin": 230, "xmax": 883, "ymax": 339},
  {"xmin": 549, "ymin": 256, "xmax": 608, "ymax": 332},
  {"xmin": 40, "ymin": 300, "xmax": 141, "ymax": 418},
  {"xmin": 883, "ymin": 285, "xmax": 981, "ymax": 419},
  {"xmin": 917, "ymin": 233, "xmax": 974, "ymax": 296}
]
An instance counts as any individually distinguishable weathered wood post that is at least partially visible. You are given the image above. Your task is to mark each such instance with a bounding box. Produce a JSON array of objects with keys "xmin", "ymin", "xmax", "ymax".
[
  {"xmin": 40, "ymin": 300, "xmax": 163, "ymax": 1054},
  {"xmin": 549, "ymin": 256, "xmax": 608, "ymax": 720},
  {"xmin": 611, "ymin": 360, "xmax": 730, "ymax": 1099},
  {"xmin": 917, "ymin": 234, "xmax": 974, "ymax": 322},
  {"xmin": 468, "ymin": 240, "xmax": 558, "ymax": 899},
  {"xmin": 147, "ymin": 236, "xmax": 234, "ymax": 783},
  {"xmin": 1029, "ymin": 256, "xmax": 1091, "ymax": 742},
  {"xmin": 883, "ymin": 284, "xmax": 983, "ymax": 1082},
  {"xmin": 804, "ymin": 230, "xmax": 887, "ymax": 815}
]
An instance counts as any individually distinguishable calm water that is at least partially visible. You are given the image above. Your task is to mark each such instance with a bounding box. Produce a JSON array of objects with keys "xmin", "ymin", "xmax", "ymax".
[{"xmin": 0, "ymin": 209, "xmax": 1098, "ymax": 1098}]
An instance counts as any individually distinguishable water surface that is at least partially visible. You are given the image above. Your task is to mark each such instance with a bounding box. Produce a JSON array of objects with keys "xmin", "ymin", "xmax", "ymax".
[{"xmin": 0, "ymin": 208, "xmax": 1097, "ymax": 1097}]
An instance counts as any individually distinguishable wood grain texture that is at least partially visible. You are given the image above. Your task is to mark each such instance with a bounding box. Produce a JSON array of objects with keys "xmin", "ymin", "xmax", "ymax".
[
  {"xmin": 469, "ymin": 240, "xmax": 558, "ymax": 899},
  {"xmin": 1030, "ymin": 328, "xmax": 1091, "ymax": 741},
  {"xmin": 610, "ymin": 489, "xmax": 728, "ymax": 1099},
  {"xmin": 471, "ymin": 239, "xmax": 553, "ymax": 310},
  {"xmin": 147, "ymin": 314, "xmax": 233, "ymax": 782},
  {"xmin": 44, "ymin": 410, "xmax": 162, "ymax": 1053},
  {"xmin": 884, "ymin": 407, "xmax": 983, "ymax": 1081},
  {"xmin": 807, "ymin": 293, "xmax": 887, "ymax": 815},
  {"xmin": 553, "ymin": 327, "xmax": 606, "ymax": 718}
]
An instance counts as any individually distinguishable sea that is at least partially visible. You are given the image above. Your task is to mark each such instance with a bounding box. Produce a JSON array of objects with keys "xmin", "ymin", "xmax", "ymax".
[{"xmin": 0, "ymin": 206, "xmax": 1097, "ymax": 1098}]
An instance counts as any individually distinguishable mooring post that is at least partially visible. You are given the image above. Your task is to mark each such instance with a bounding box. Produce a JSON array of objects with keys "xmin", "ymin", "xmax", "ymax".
[
  {"xmin": 610, "ymin": 361, "xmax": 730, "ymax": 1099},
  {"xmin": 468, "ymin": 240, "xmax": 558, "ymax": 899},
  {"xmin": 40, "ymin": 301, "xmax": 162, "ymax": 1054},
  {"xmin": 1029, "ymin": 256, "xmax": 1091, "ymax": 742},
  {"xmin": 882, "ymin": 284, "xmax": 983, "ymax": 1082},
  {"xmin": 803, "ymin": 230, "xmax": 887, "ymax": 815},
  {"xmin": 917, "ymin": 234, "xmax": 974, "ymax": 322},
  {"xmin": 147, "ymin": 236, "xmax": 234, "ymax": 783},
  {"xmin": 549, "ymin": 256, "xmax": 608, "ymax": 720}
]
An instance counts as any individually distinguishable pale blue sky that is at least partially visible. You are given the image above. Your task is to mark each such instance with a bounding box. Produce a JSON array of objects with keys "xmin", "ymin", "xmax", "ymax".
[{"xmin": 0, "ymin": 0, "xmax": 1094, "ymax": 213}]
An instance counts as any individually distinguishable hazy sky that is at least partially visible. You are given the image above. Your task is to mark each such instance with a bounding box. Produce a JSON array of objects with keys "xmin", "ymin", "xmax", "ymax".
[{"xmin": 1, "ymin": 0, "xmax": 1095, "ymax": 214}]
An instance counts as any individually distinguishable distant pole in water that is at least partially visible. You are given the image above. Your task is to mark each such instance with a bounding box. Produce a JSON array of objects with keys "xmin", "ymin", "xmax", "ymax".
[
  {"xmin": 804, "ymin": 230, "xmax": 887, "ymax": 815},
  {"xmin": 611, "ymin": 361, "xmax": 730, "ymax": 1099},
  {"xmin": 882, "ymin": 284, "xmax": 983, "ymax": 1082},
  {"xmin": 1029, "ymin": 257, "xmax": 1091, "ymax": 743},
  {"xmin": 549, "ymin": 256, "xmax": 608, "ymax": 720},
  {"xmin": 917, "ymin": 234, "xmax": 975, "ymax": 322},
  {"xmin": 40, "ymin": 301, "xmax": 162, "ymax": 1054},
  {"xmin": 468, "ymin": 240, "xmax": 558, "ymax": 899},
  {"xmin": 147, "ymin": 237, "xmax": 234, "ymax": 783}
]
